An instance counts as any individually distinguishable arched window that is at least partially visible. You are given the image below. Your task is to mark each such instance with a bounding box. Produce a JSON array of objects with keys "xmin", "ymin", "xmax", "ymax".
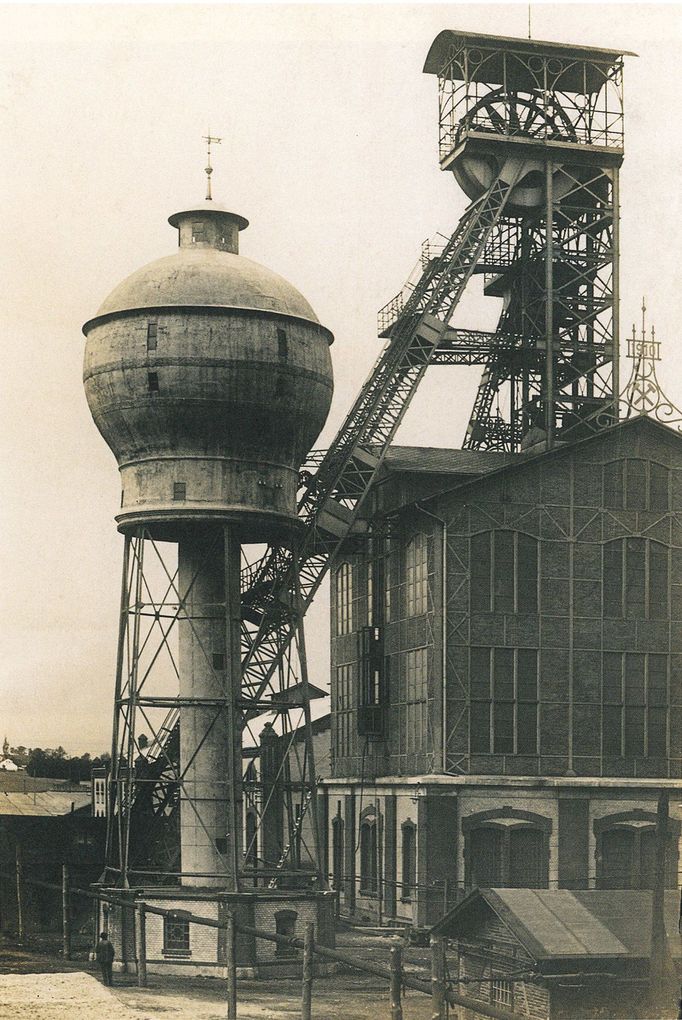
[
  {"xmin": 464, "ymin": 811, "xmax": 551, "ymax": 890},
  {"xmin": 405, "ymin": 533, "xmax": 428, "ymax": 617},
  {"xmin": 335, "ymin": 562, "xmax": 353, "ymax": 635},
  {"xmin": 595, "ymin": 813, "xmax": 680, "ymax": 889},
  {"xmin": 603, "ymin": 459, "xmax": 670, "ymax": 511},
  {"xmin": 359, "ymin": 814, "xmax": 378, "ymax": 895},
  {"xmin": 401, "ymin": 822, "xmax": 416, "ymax": 901},
  {"xmin": 471, "ymin": 531, "xmax": 537, "ymax": 614},
  {"xmin": 603, "ymin": 538, "xmax": 669, "ymax": 620}
]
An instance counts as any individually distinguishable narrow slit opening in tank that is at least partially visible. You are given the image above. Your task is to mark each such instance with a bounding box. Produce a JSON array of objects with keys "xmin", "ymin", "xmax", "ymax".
[
  {"xmin": 277, "ymin": 327, "xmax": 288, "ymax": 360},
  {"xmin": 173, "ymin": 481, "xmax": 186, "ymax": 501},
  {"xmin": 146, "ymin": 321, "xmax": 158, "ymax": 350},
  {"xmin": 212, "ymin": 652, "xmax": 225, "ymax": 670},
  {"xmin": 147, "ymin": 371, "xmax": 159, "ymax": 393}
]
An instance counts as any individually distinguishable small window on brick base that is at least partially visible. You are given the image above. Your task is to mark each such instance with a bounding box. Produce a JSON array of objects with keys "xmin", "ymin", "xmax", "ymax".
[
  {"xmin": 163, "ymin": 913, "xmax": 191, "ymax": 957},
  {"xmin": 274, "ymin": 909, "xmax": 298, "ymax": 958}
]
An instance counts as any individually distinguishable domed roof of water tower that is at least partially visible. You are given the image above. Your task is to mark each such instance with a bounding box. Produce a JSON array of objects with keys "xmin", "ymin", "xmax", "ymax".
[{"xmin": 83, "ymin": 200, "xmax": 328, "ymax": 333}]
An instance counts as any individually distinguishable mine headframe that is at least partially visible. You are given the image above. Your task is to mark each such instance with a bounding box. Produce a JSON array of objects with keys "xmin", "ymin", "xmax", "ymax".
[{"xmin": 415, "ymin": 29, "xmax": 632, "ymax": 452}]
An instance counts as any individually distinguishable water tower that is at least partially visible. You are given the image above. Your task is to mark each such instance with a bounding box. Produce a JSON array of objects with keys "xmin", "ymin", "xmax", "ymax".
[{"xmin": 83, "ymin": 166, "xmax": 335, "ymax": 969}]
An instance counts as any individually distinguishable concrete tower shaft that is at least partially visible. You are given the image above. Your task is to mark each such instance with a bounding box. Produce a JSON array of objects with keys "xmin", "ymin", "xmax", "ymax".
[{"xmin": 83, "ymin": 203, "xmax": 334, "ymax": 541}]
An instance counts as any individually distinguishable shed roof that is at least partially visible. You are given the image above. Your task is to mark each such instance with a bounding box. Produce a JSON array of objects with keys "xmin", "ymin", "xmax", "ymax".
[
  {"xmin": 432, "ymin": 888, "xmax": 681, "ymax": 962},
  {"xmin": 383, "ymin": 446, "xmax": 517, "ymax": 476},
  {"xmin": 0, "ymin": 791, "xmax": 91, "ymax": 817}
]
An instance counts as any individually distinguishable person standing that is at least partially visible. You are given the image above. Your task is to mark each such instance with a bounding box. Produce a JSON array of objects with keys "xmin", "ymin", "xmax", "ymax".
[{"xmin": 96, "ymin": 931, "xmax": 115, "ymax": 986}]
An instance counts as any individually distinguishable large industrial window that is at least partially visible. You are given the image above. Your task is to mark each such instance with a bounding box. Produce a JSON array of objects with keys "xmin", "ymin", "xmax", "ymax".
[
  {"xmin": 405, "ymin": 533, "xmax": 428, "ymax": 616},
  {"xmin": 602, "ymin": 652, "xmax": 668, "ymax": 757},
  {"xmin": 604, "ymin": 538, "xmax": 669, "ymax": 620},
  {"xmin": 597, "ymin": 826, "xmax": 678, "ymax": 889},
  {"xmin": 359, "ymin": 816, "xmax": 378, "ymax": 895},
  {"xmin": 603, "ymin": 459, "xmax": 670, "ymax": 511},
  {"xmin": 466, "ymin": 825, "xmax": 548, "ymax": 889},
  {"xmin": 163, "ymin": 914, "xmax": 190, "ymax": 956},
  {"xmin": 335, "ymin": 562, "xmax": 353, "ymax": 635},
  {"xmin": 400, "ymin": 647, "xmax": 429, "ymax": 754},
  {"xmin": 470, "ymin": 647, "xmax": 538, "ymax": 754},
  {"xmin": 471, "ymin": 531, "xmax": 537, "ymax": 614},
  {"xmin": 401, "ymin": 822, "xmax": 416, "ymax": 900},
  {"xmin": 333, "ymin": 663, "xmax": 354, "ymax": 758},
  {"xmin": 491, "ymin": 980, "xmax": 513, "ymax": 1008}
]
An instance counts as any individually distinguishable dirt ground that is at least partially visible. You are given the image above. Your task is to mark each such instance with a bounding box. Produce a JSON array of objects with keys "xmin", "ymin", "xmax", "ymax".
[{"xmin": 0, "ymin": 932, "xmax": 439, "ymax": 1019}]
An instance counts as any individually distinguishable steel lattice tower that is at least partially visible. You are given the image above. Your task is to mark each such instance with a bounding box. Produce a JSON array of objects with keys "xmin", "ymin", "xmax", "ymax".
[{"xmin": 417, "ymin": 31, "xmax": 629, "ymax": 451}]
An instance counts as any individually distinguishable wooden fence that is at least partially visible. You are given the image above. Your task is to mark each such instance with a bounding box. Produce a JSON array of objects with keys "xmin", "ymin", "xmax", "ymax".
[{"xmin": 0, "ymin": 863, "xmax": 526, "ymax": 1020}]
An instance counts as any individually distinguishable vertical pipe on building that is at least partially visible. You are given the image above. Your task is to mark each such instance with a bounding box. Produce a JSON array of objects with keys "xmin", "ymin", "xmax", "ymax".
[
  {"xmin": 545, "ymin": 161, "xmax": 555, "ymax": 448},
  {"xmin": 416, "ymin": 505, "xmax": 448, "ymax": 773},
  {"xmin": 612, "ymin": 169, "xmax": 621, "ymax": 416}
]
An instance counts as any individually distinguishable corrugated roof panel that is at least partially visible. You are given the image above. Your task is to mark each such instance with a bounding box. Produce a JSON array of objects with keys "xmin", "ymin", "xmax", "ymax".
[{"xmin": 0, "ymin": 791, "xmax": 90, "ymax": 817}]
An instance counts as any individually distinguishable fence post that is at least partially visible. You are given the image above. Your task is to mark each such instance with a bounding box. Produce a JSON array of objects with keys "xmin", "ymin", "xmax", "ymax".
[
  {"xmin": 430, "ymin": 935, "xmax": 446, "ymax": 1020},
  {"xmin": 15, "ymin": 843, "xmax": 23, "ymax": 941},
  {"xmin": 389, "ymin": 942, "xmax": 403, "ymax": 1020},
  {"xmin": 62, "ymin": 864, "xmax": 71, "ymax": 960},
  {"xmin": 226, "ymin": 911, "xmax": 237, "ymax": 1020},
  {"xmin": 301, "ymin": 921, "xmax": 314, "ymax": 1020},
  {"xmin": 135, "ymin": 903, "xmax": 147, "ymax": 988}
]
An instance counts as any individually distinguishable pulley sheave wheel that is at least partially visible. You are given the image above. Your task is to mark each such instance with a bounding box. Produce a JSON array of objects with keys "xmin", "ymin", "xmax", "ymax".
[{"xmin": 452, "ymin": 89, "xmax": 580, "ymax": 210}]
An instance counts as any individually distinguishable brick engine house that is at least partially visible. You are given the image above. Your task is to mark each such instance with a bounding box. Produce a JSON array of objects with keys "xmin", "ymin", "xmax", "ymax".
[{"xmin": 323, "ymin": 416, "xmax": 682, "ymax": 927}]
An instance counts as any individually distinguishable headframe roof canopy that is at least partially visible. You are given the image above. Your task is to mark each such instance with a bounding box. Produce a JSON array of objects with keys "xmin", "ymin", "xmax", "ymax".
[{"xmin": 423, "ymin": 29, "xmax": 636, "ymax": 93}]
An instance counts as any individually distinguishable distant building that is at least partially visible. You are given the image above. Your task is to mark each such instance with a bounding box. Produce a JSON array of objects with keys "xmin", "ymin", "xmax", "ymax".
[
  {"xmin": 0, "ymin": 772, "xmax": 105, "ymax": 934},
  {"xmin": 0, "ymin": 758, "xmax": 21, "ymax": 772},
  {"xmin": 432, "ymin": 888, "xmax": 681, "ymax": 1019},
  {"xmin": 322, "ymin": 417, "xmax": 682, "ymax": 926}
]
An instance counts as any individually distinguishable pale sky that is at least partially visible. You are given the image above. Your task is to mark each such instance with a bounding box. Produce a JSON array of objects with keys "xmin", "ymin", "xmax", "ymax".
[{"xmin": 2, "ymin": 3, "xmax": 682, "ymax": 754}]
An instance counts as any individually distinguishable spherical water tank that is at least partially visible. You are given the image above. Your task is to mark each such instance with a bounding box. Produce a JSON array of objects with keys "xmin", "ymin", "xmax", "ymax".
[{"xmin": 83, "ymin": 203, "xmax": 334, "ymax": 539}]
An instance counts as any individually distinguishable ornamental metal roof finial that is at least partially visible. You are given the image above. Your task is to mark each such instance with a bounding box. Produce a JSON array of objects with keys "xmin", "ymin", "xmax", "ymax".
[
  {"xmin": 203, "ymin": 130, "xmax": 222, "ymax": 201},
  {"xmin": 621, "ymin": 297, "xmax": 682, "ymax": 429}
]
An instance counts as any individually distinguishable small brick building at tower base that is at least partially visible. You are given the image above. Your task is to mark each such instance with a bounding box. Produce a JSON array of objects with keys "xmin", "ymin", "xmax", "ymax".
[
  {"xmin": 97, "ymin": 887, "xmax": 336, "ymax": 978},
  {"xmin": 321, "ymin": 416, "xmax": 682, "ymax": 927}
]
